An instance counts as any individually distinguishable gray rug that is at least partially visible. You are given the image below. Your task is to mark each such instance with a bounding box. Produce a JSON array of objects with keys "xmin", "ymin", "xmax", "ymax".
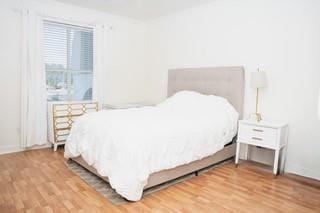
[{"xmin": 66, "ymin": 159, "xmax": 232, "ymax": 205}]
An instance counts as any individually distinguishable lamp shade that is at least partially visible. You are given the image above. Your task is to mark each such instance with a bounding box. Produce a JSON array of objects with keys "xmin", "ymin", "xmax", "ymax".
[{"xmin": 250, "ymin": 71, "xmax": 267, "ymax": 88}]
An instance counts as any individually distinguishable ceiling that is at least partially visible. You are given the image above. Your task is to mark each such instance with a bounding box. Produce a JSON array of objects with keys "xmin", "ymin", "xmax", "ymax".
[{"xmin": 54, "ymin": 0, "xmax": 216, "ymax": 20}]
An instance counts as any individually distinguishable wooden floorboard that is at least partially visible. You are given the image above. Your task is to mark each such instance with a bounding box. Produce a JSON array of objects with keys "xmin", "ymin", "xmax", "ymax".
[{"xmin": 0, "ymin": 148, "xmax": 319, "ymax": 212}]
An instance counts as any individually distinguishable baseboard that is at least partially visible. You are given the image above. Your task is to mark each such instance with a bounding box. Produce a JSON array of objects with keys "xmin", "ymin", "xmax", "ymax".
[
  {"xmin": 0, "ymin": 143, "xmax": 52, "ymax": 155},
  {"xmin": 285, "ymin": 162, "xmax": 320, "ymax": 181}
]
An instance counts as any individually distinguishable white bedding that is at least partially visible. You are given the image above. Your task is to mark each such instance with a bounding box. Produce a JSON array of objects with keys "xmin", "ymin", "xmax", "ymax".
[{"xmin": 64, "ymin": 91, "xmax": 239, "ymax": 201}]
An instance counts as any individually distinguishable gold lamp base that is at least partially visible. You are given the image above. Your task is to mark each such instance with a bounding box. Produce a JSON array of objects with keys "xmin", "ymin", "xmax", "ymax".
[
  {"xmin": 250, "ymin": 113, "xmax": 262, "ymax": 122},
  {"xmin": 252, "ymin": 87, "xmax": 263, "ymax": 122}
]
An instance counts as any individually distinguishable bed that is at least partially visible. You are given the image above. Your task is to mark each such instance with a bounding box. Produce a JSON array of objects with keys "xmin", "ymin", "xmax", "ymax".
[{"xmin": 65, "ymin": 66, "xmax": 245, "ymax": 201}]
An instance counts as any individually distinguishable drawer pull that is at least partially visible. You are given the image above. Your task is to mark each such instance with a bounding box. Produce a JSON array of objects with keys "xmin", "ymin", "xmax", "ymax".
[
  {"xmin": 252, "ymin": 137, "xmax": 263, "ymax": 141},
  {"xmin": 252, "ymin": 128, "xmax": 264, "ymax": 132}
]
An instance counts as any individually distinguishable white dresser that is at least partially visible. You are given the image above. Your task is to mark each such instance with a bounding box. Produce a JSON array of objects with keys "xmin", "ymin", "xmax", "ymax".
[{"xmin": 235, "ymin": 120, "xmax": 289, "ymax": 175}]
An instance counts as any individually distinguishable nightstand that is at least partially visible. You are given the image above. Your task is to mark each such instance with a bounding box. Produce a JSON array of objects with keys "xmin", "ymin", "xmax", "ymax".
[
  {"xmin": 235, "ymin": 120, "xmax": 289, "ymax": 175},
  {"xmin": 48, "ymin": 102, "xmax": 99, "ymax": 151}
]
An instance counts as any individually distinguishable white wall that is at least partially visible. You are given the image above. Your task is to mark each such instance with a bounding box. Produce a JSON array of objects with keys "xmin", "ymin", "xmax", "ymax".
[
  {"xmin": 0, "ymin": 0, "xmax": 148, "ymax": 154},
  {"xmin": 145, "ymin": 0, "xmax": 320, "ymax": 179}
]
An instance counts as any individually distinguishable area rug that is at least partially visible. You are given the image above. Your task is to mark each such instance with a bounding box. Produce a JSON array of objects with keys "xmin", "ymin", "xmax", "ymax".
[{"xmin": 66, "ymin": 159, "xmax": 232, "ymax": 205}]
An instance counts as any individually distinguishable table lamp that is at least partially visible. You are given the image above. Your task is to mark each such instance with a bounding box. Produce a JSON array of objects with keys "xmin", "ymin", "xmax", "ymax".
[{"xmin": 250, "ymin": 69, "xmax": 267, "ymax": 122}]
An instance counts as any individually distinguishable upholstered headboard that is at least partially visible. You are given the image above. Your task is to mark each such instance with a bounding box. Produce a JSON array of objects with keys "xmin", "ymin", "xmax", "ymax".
[{"xmin": 167, "ymin": 66, "xmax": 245, "ymax": 117}]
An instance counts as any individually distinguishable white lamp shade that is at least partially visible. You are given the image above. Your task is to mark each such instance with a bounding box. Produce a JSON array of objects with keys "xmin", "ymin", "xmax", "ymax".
[{"xmin": 250, "ymin": 71, "xmax": 267, "ymax": 88}]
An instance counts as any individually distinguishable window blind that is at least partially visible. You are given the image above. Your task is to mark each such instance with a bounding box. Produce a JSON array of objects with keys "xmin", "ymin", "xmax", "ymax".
[{"xmin": 44, "ymin": 20, "xmax": 94, "ymax": 101}]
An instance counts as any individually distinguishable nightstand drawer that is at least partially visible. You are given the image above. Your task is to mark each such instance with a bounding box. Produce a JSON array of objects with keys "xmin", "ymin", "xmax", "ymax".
[{"xmin": 238, "ymin": 124, "xmax": 278, "ymax": 147}]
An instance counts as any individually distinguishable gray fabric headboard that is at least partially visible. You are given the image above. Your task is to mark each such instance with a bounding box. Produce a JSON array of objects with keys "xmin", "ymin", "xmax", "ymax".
[{"xmin": 167, "ymin": 66, "xmax": 245, "ymax": 117}]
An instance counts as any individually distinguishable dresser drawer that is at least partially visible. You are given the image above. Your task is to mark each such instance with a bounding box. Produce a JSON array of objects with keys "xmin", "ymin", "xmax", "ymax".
[{"xmin": 238, "ymin": 124, "xmax": 278, "ymax": 147}]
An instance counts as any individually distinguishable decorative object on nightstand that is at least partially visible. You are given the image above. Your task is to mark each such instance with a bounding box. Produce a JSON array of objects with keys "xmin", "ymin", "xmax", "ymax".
[
  {"xmin": 235, "ymin": 120, "xmax": 289, "ymax": 176},
  {"xmin": 250, "ymin": 69, "xmax": 267, "ymax": 122}
]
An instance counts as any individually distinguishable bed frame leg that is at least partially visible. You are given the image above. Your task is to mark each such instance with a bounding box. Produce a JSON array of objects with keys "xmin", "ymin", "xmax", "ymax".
[{"xmin": 195, "ymin": 171, "xmax": 199, "ymax": 176}]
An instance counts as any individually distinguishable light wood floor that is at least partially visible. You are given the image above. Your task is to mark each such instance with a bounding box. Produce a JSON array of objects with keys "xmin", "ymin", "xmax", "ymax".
[{"xmin": 0, "ymin": 148, "xmax": 319, "ymax": 213}]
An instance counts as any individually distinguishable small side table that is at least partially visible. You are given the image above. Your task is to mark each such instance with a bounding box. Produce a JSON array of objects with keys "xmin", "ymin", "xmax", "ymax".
[{"xmin": 235, "ymin": 120, "xmax": 289, "ymax": 175}]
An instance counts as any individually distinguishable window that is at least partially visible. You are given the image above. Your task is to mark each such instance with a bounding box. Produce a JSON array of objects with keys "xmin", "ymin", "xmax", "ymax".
[{"xmin": 44, "ymin": 20, "xmax": 93, "ymax": 101}]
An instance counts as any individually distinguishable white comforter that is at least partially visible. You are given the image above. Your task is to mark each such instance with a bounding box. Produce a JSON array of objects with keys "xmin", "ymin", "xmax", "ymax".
[{"xmin": 64, "ymin": 91, "xmax": 238, "ymax": 201}]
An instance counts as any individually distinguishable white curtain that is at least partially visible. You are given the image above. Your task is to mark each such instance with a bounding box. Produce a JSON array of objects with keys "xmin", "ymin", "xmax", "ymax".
[
  {"xmin": 20, "ymin": 9, "xmax": 48, "ymax": 148},
  {"xmin": 93, "ymin": 24, "xmax": 105, "ymax": 108}
]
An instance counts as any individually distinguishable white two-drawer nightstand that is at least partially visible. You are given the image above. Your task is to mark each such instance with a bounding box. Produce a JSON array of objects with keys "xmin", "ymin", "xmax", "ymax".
[{"xmin": 235, "ymin": 120, "xmax": 289, "ymax": 176}]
